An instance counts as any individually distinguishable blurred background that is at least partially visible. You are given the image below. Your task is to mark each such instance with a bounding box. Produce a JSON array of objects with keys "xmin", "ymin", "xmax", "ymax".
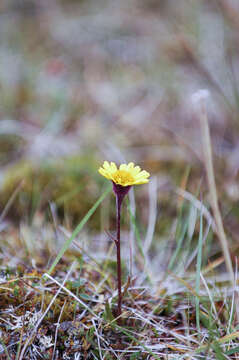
[{"xmin": 1, "ymin": 0, "xmax": 239, "ymax": 258}]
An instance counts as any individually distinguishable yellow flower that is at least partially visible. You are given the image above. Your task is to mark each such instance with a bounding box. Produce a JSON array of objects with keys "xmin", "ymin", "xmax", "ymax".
[{"xmin": 98, "ymin": 161, "xmax": 150, "ymax": 187}]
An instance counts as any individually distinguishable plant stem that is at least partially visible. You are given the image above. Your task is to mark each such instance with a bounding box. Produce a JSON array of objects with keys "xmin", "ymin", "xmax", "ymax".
[
  {"xmin": 112, "ymin": 183, "xmax": 131, "ymax": 322},
  {"xmin": 116, "ymin": 194, "xmax": 123, "ymax": 321}
]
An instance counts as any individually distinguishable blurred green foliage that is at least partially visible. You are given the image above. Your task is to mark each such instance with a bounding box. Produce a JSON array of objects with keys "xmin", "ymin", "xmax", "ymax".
[{"xmin": 0, "ymin": 155, "xmax": 104, "ymax": 225}]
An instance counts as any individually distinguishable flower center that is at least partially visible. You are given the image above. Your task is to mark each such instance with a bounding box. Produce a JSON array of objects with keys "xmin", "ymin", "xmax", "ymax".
[{"xmin": 112, "ymin": 170, "xmax": 134, "ymax": 185}]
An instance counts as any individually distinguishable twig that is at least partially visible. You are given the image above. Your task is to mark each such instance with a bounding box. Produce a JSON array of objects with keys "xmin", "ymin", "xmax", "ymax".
[
  {"xmin": 44, "ymin": 273, "xmax": 100, "ymax": 319},
  {"xmin": 52, "ymin": 300, "xmax": 66, "ymax": 360},
  {"xmin": 105, "ymin": 230, "xmax": 118, "ymax": 245},
  {"xmin": 92, "ymin": 319, "xmax": 103, "ymax": 360}
]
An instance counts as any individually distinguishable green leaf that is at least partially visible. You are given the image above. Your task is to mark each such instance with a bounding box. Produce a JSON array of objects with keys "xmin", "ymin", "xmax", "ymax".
[
  {"xmin": 103, "ymin": 301, "xmax": 114, "ymax": 321},
  {"xmin": 71, "ymin": 278, "xmax": 86, "ymax": 288},
  {"xmin": 130, "ymin": 352, "xmax": 142, "ymax": 360},
  {"xmin": 79, "ymin": 293, "xmax": 93, "ymax": 301}
]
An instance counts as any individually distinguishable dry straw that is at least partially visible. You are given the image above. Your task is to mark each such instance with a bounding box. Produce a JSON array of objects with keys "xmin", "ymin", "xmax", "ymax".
[{"xmin": 193, "ymin": 90, "xmax": 234, "ymax": 286}]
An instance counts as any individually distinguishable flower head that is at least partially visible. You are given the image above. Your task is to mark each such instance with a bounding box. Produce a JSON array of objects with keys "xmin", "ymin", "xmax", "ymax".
[{"xmin": 98, "ymin": 161, "xmax": 150, "ymax": 187}]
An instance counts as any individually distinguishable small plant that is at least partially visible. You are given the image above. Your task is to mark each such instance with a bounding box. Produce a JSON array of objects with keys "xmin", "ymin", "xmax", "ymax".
[{"xmin": 98, "ymin": 161, "xmax": 150, "ymax": 321}]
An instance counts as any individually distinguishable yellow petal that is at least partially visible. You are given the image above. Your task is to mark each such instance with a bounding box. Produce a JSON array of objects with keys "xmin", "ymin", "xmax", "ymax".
[
  {"xmin": 119, "ymin": 164, "xmax": 127, "ymax": 171},
  {"xmin": 132, "ymin": 166, "xmax": 141, "ymax": 175},
  {"xmin": 103, "ymin": 161, "xmax": 110, "ymax": 169},
  {"xmin": 110, "ymin": 162, "xmax": 117, "ymax": 172},
  {"xmin": 134, "ymin": 178, "xmax": 149, "ymax": 184},
  {"xmin": 98, "ymin": 168, "xmax": 112, "ymax": 179},
  {"xmin": 135, "ymin": 170, "xmax": 150, "ymax": 178},
  {"xmin": 127, "ymin": 162, "xmax": 135, "ymax": 170}
]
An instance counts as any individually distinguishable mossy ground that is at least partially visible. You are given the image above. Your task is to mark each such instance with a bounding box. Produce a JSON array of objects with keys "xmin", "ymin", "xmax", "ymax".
[{"xmin": 0, "ymin": 230, "xmax": 237, "ymax": 360}]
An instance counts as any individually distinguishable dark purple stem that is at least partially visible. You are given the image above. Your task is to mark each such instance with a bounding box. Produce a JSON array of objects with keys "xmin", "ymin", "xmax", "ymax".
[
  {"xmin": 112, "ymin": 182, "xmax": 131, "ymax": 322},
  {"xmin": 116, "ymin": 194, "xmax": 123, "ymax": 320}
]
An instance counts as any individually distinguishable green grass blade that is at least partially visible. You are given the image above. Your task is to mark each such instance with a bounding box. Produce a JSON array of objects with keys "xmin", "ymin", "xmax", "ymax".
[
  {"xmin": 168, "ymin": 221, "xmax": 188, "ymax": 271},
  {"xmin": 113, "ymin": 324, "xmax": 161, "ymax": 360},
  {"xmin": 225, "ymin": 345, "xmax": 239, "ymax": 356},
  {"xmin": 48, "ymin": 185, "xmax": 111, "ymax": 275},
  {"xmin": 196, "ymin": 201, "xmax": 203, "ymax": 333},
  {"xmin": 167, "ymin": 193, "xmax": 188, "ymax": 272},
  {"xmin": 0, "ymin": 339, "xmax": 11, "ymax": 360},
  {"xmin": 185, "ymin": 203, "xmax": 197, "ymax": 250},
  {"xmin": 127, "ymin": 201, "xmax": 144, "ymax": 259},
  {"xmin": 127, "ymin": 199, "xmax": 153, "ymax": 284},
  {"xmin": 211, "ymin": 341, "xmax": 227, "ymax": 360}
]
